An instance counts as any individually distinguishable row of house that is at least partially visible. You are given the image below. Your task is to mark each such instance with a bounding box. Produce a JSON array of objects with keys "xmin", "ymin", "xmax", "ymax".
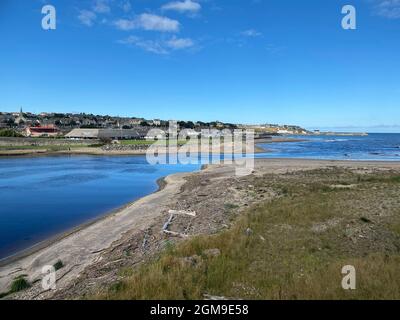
[
  {"xmin": 65, "ymin": 128, "xmax": 152, "ymax": 140},
  {"xmin": 240, "ymin": 123, "xmax": 309, "ymax": 135},
  {"xmin": 0, "ymin": 109, "xmax": 164, "ymax": 131}
]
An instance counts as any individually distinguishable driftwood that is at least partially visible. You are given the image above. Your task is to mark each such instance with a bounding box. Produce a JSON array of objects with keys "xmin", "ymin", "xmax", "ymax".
[
  {"xmin": 163, "ymin": 230, "xmax": 189, "ymax": 238},
  {"xmin": 162, "ymin": 210, "xmax": 196, "ymax": 237},
  {"xmin": 168, "ymin": 209, "xmax": 196, "ymax": 217},
  {"xmin": 162, "ymin": 213, "xmax": 174, "ymax": 231}
]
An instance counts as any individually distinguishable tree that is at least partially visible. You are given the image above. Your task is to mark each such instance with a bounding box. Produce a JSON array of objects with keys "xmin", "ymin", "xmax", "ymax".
[{"xmin": 0, "ymin": 129, "xmax": 23, "ymax": 137}]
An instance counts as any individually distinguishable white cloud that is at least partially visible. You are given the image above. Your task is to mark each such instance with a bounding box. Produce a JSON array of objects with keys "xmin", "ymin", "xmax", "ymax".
[
  {"xmin": 373, "ymin": 0, "xmax": 400, "ymax": 19},
  {"xmin": 240, "ymin": 29, "xmax": 262, "ymax": 37},
  {"xmin": 118, "ymin": 36, "xmax": 169, "ymax": 54},
  {"xmin": 120, "ymin": 0, "xmax": 132, "ymax": 13},
  {"xmin": 162, "ymin": 0, "xmax": 201, "ymax": 13},
  {"xmin": 114, "ymin": 19, "xmax": 136, "ymax": 30},
  {"xmin": 93, "ymin": 0, "xmax": 111, "ymax": 14},
  {"xmin": 114, "ymin": 14, "xmax": 180, "ymax": 32},
  {"xmin": 118, "ymin": 35, "xmax": 194, "ymax": 54},
  {"xmin": 165, "ymin": 36, "xmax": 194, "ymax": 49},
  {"xmin": 78, "ymin": 10, "xmax": 97, "ymax": 26},
  {"xmin": 139, "ymin": 13, "xmax": 180, "ymax": 32}
]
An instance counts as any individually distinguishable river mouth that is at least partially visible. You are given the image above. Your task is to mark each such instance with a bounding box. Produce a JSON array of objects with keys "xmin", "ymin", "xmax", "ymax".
[
  {"xmin": 2, "ymin": 134, "xmax": 400, "ymax": 260},
  {"xmin": 0, "ymin": 154, "xmax": 200, "ymax": 260}
]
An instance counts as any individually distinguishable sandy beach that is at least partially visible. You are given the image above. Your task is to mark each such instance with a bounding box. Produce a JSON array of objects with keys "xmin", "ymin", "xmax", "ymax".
[{"xmin": 1, "ymin": 158, "xmax": 400, "ymax": 299}]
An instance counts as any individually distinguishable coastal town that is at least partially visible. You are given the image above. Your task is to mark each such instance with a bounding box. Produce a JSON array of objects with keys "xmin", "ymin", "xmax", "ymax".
[
  {"xmin": 1, "ymin": 0, "xmax": 399, "ymax": 308},
  {"xmin": 0, "ymin": 108, "xmax": 310, "ymax": 140}
]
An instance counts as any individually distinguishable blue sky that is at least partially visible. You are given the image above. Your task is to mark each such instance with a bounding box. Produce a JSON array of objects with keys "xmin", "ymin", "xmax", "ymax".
[{"xmin": 0, "ymin": 0, "xmax": 399, "ymax": 131}]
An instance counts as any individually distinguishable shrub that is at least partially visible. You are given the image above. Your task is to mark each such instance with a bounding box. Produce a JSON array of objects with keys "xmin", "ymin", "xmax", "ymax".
[
  {"xmin": 53, "ymin": 260, "xmax": 64, "ymax": 271},
  {"xmin": 0, "ymin": 129, "xmax": 23, "ymax": 137},
  {"xmin": 10, "ymin": 277, "xmax": 30, "ymax": 293}
]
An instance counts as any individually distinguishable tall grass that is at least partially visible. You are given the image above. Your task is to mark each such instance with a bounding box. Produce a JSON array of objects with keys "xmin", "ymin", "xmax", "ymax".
[{"xmin": 94, "ymin": 172, "xmax": 400, "ymax": 300}]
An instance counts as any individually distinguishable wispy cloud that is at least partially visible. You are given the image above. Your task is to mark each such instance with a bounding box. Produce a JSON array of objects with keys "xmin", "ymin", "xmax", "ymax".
[
  {"xmin": 118, "ymin": 36, "xmax": 169, "ymax": 54},
  {"xmin": 78, "ymin": 10, "xmax": 97, "ymax": 27},
  {"xmin": 77, "ymin": 0, "xmax": 111, "ymax": 27},
  {"xmin": 165, "ymin": 36, "xmax": 194, "ymax": 49},
  {"xmin": 114, "ymin": 14, "xmax": 180, "ymax": 32},
  {"xmin": 114, "ymin": 19, "xmax": 135, "ymax": 30},
  {"xmin": 240, "ymin": 29, "xmax": 262, "ymax": 37},
  {"xmin": 93, "ymin": 0, "xmax": 111, "ymax": 14},
  {"xmin": 77, "ymin": 1, "xmax": 200, "ymax": 54},
  {"xmin": 373, "ymin": 0, "xmax": 400, "ymax": 19},
  {"xmin": 161, "ymin": 0, "xmax": 201, "ymax": 13},
  {"xmin": 118, "ymin": 35, "xmax": 195, "ymax": 54},
  {"xmin": 138, "ymin": 14, "xmax": 180, "ymax": 32},
  {"xmin": 120, "ymin": 0, "xmax": 132, "ymax": 13},
  {"xmin": 266, "ymin": 44, "xmax": 286, "ymax": 55}
]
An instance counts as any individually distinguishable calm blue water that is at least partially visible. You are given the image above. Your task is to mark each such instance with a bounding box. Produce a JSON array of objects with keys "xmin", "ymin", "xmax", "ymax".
[
  {"xmin": 257, "ymin": 133, "xmax": 400, "ymax": 161},
  {"xmin": 0, "ymin": 155, "xmax": 200, "ymax": 260}
]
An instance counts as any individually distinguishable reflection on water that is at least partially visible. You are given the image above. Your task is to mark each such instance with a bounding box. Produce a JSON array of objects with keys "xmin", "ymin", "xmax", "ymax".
[{"xmin": 0, "ymin": 155, "xmax": 200, "ymax": 259}]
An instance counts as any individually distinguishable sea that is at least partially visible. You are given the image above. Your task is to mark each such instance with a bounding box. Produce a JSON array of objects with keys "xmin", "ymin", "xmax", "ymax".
[{"xmin": 257, "ymin": 133, "xmax": 400, "ymax": 161}]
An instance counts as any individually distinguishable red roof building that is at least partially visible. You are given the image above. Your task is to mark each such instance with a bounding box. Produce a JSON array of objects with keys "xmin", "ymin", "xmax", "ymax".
[{"xmin": 25, "ymin": 125, "xmax": 60, "ymax": 137}]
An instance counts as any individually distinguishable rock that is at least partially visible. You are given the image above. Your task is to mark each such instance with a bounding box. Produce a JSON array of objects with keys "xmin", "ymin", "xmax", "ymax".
[
  {"xmin": 203, "ymin": 248, "xmax": 221, "ymax": 258},
  {"xmin": 179, "ymin": 255, "xmax": 203, "ymax": 268},
  {"xmin": 360, "ymin": 217, "xmax": 372, "ymax": 223},
  {"xmin": 203, "ymin": 294, "xmax": 229, "ymax": 300}
]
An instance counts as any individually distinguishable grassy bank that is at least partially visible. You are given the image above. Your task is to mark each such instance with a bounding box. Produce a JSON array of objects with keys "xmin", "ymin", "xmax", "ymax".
[
  {"xmin": 96, "ymin": 169, "xmax": 400, "ymax": 300},
  {"xmin": 0, "ymin": 144, "xmax": 93, "ymax": 151},
  {"xmin": 120, "ymin": 139, "xmax": 191, "ymax": 146}
]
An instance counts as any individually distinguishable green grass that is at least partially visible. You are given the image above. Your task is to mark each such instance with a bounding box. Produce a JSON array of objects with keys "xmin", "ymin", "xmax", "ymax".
[
  {"xmin": 95, "ymin": 171, "xmax": 400, "ymax": 300},
  {"xmin": 0, "ymin": 144, "xmax": 91, "ymax": 151},
  {"xmin": 358, "ymin": 175, "xmax": 400, "ymax": 184},
  {"xmin": 120, "ymin": 140, "xmax": 156, "ymax": 146},
  {"xmin": 53, "ymin": 260, "xmax": 64, "ymax": 271},
  {"xmin": 389, "ymin": 222, "xmax": 400, "ymax": 236},
  {"xmin": 120, "ymin": 139, "xmax": 190, "ymax": 146},
  {"xmin": 0, "ymin": 129, "xmax": 23, "ymax": 137},
  {"xmin": 0, "ymin": 145, "xmax": 47, "ymax": 150},
  {"xmin": 9, "ymin": 276, "xmax": 31, "ymax": 295},
  {"xmin": 224, "ymin": 203, "xmax": 239, "ymax": 211},
  {"xmin": 0, "ymin": 276, "xmax": 33, "ymax": 298}
]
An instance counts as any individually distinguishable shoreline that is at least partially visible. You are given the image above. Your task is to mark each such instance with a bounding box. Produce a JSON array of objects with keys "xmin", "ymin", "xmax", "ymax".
[
  {"xmin": 0, "ymin": 171, "xmax": 175, "ymax": 267},
  {"xmin": 0, "ymin": 137, "xmax": 293, "ymax": 158},
  {"xmin": 0, "ymin": 147, "xmax": 267, "ymax": 158},
  {"xmin": 1, "ymin": 158, "xmax": 400, "ymax": 299},
  {"xmin": 0, "ymin": 164, "xmax": 204, "ymax": 295},
  {"xmin": 1, "ymin": 153, "xmax": 400, "ymax": 265}
]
